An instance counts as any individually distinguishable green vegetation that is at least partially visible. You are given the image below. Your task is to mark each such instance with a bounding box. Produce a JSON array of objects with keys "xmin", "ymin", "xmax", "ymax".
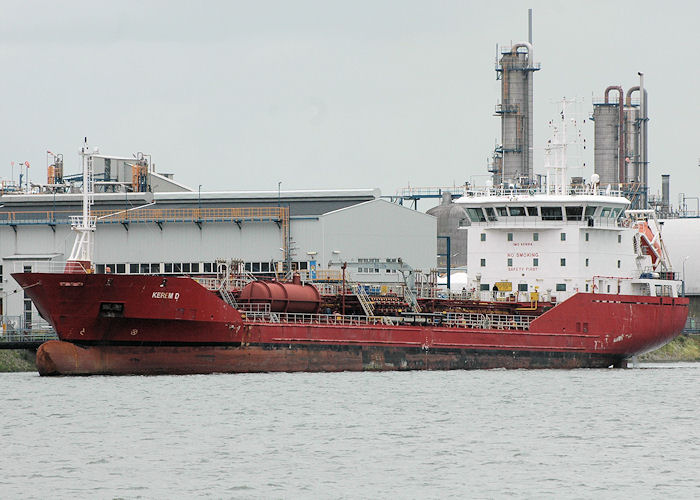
[
  {"xmin": 0, "ymin": 350, "xmax": 36, "ymax": 372},
  {"xmin": 640, "ymin": 335, "xmax": 700, "ymax": 362}
]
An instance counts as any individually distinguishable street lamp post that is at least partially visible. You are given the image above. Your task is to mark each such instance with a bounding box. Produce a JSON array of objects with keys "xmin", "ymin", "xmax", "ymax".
[{"xmin": 437, "ymin": 235, "xmax": 451, "ymax": 290}]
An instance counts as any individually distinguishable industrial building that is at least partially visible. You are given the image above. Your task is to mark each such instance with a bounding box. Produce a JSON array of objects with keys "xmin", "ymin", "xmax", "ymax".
[{"xmin": 0, "ymin": 182, "xmax": 437, "ymax": 329}]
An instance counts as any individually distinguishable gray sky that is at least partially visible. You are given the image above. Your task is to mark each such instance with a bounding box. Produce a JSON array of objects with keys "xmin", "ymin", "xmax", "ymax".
[{"xmin": 1, "ymin": 0, "xmax": 698, "ymax": 205}]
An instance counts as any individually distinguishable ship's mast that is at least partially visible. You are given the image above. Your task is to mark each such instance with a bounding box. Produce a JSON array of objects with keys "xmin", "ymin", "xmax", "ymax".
[
  {"xmin": 544, "ymin": 99, "xmax": 577, "ymax": 194},
  {"xmin": 67, "ymin": 138, "xmax": 96, "ymax": 267}
]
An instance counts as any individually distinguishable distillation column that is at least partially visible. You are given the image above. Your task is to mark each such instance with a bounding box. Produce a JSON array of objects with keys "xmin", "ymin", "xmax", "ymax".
[{"xmin": 494, "ymin": 42, "xmax": 539, "ymax": 186}]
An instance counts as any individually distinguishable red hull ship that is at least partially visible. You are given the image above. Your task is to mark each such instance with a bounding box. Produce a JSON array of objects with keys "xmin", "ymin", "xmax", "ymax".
[{"xmin": 13, "ymin": 272, "xmax": 688, "ymax": 375}]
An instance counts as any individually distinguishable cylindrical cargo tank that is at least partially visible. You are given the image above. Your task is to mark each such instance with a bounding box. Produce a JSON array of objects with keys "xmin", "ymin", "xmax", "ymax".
[
  {"xmin": 238, "ymin": 280, "xmax": 321, "ymax": 313},
  {"xmin": 593, "ymin": 103, "xmax": 620, "ymax": 186}
]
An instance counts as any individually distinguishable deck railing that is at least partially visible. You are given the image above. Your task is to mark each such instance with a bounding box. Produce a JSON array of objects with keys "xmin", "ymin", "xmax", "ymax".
[
  {"xmin": 242, "ymin": 310, "xmax": 533, "ymax": 330},
  {"xmin": 0, "ymin": 315, "xmax": 57, "ymax": 344}
]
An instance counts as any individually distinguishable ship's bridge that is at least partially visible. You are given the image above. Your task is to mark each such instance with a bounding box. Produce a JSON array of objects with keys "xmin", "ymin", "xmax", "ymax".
[
  {"xmin": 456, "ymin": 191, "xmax": 630, "ymax": 229},
  {"xmin": 455, "ymin": 187, "xmax": 646, "ymax": 304}
]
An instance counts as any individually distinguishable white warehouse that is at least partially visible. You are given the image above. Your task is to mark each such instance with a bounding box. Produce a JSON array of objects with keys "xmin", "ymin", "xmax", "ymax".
[{"xmin": 0, "ymin": 188, "xmax": 437, "ymax": 326}]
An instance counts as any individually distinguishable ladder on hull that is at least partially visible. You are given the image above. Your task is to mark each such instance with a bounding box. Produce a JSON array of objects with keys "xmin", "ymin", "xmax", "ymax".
[
  {"xmin": 219, "ymin": 287, "xmax": 239, "ymax": 308},
  {"xmin": 351, "ymin": 283, "xmax": 375, "ymax": 317}
]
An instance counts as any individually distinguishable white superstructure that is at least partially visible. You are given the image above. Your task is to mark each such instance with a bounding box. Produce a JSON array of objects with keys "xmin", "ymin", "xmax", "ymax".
[
  {"xmin": 457, "ymin": 186, "xmax": 679, "ymax": 301},
  {"xmin": 456, "ymin": 101, "xmax": 680, "ymax": 302}
]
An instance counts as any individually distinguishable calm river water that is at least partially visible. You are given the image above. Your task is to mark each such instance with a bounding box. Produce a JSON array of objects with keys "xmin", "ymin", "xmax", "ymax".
[{"xmin": 2, "ymin": 364, "xmax": 700, "ymax": 499}]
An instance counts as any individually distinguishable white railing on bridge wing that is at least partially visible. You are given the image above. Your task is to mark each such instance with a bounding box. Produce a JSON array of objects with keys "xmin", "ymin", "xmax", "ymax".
[{"xmin": 464, "ymin": 185, "xmax": 625, "ymax": 198}]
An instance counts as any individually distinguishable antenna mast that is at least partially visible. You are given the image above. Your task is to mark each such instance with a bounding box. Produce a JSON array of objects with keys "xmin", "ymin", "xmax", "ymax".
[{"xmin": 67, "ymin": 138, "xmax": 96, "ymax": 272}]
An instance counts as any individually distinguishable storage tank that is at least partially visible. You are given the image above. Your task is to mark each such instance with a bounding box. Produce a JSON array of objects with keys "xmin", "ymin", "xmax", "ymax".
[
  {"xmin": 593, "ymin": 103, "xmax": 621, "ymax": 185},
  {"xmin": 238, "ymin": 278, "xmax": 321, "ymax": 313},
  {"xmin": 426, "ymin": 192, "xmax": 469, "ymax": 269},
  {"xmin": 593, "ymin": 86, "xmax": 624, "ymax": 186}
]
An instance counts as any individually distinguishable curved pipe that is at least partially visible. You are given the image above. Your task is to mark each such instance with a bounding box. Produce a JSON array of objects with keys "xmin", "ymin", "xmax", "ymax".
[
  {"xmin": 625, "ymin": 86, "xmax": 640, "ymax": 107},
  {"xmin": 604, "ymin": 85, "xmax": 623, "ymax": 104},
  {"xmin": 511, "ymin": 41, "xmax": 533, "ymax": 64},
  {"xmin": 604, "ymin": 86, "xmax": 625, "ymax": 183}
]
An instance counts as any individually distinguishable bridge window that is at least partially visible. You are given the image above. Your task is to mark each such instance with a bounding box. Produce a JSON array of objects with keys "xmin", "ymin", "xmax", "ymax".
[
  {"xmin": 565, "ymin": 206, "xmax": 583, "ymax": 221},
  {"xmin": 485, "ymin": 207, "xmax": 497, "ymax": 221},
  {"xmin": 584, "ymin": 206, "xmax": 597, "ymax": 217},
  {"xmin": 541, "ymin": 207, "xmax": 563, "ymax": 220},
  {"xmin": 611, "ymin": 208, "xmax": 621, "ymax": 219},
  {"xmin": 526, "ymin": 207, "xmax": 539, "ymax": 216},
  {"xmin": 600, "ymin": 207, "xmax": 612, "ymax": 218},
  {"xmin": 467, "ymin": 208, "xmax": 486, "ymax": 222},
  {"xmin": 509, "ymin": 206, "xmax": 525, "ymax": 216},
  {"xmin": 497, "ymin": 207, "xmax": 508, "ymax": 216}
]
